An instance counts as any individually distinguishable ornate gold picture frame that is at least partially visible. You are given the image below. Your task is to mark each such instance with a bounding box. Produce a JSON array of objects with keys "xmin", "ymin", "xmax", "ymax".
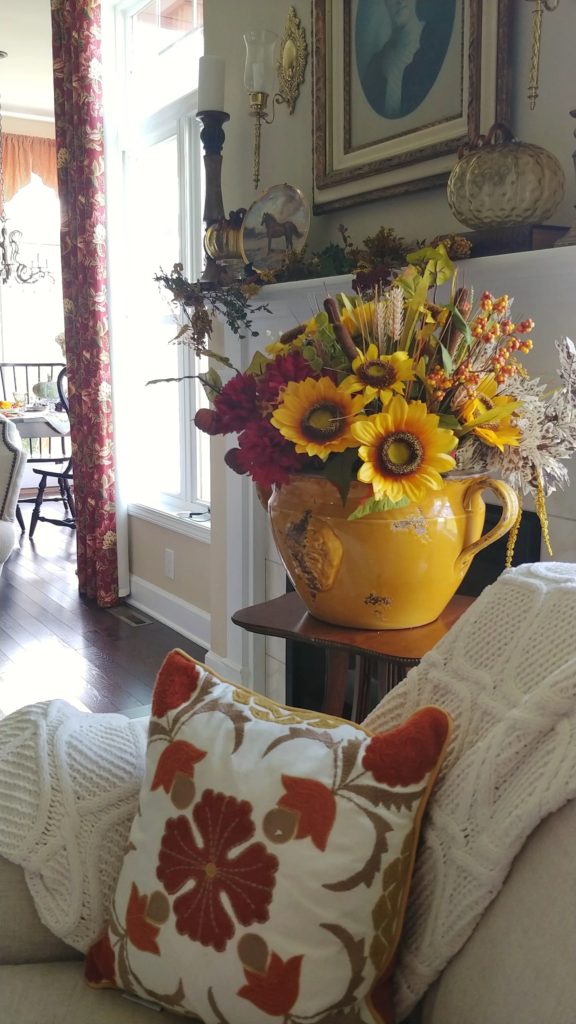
[{"xmin": 313, "ymin": 0, "xmax": 512, "ymax": 213}]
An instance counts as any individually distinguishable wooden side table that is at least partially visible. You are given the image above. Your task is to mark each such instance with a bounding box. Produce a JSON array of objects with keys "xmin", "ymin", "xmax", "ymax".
[{"xmin": 232, "ymin": 592, "xmax": 474, "ymax": 723}]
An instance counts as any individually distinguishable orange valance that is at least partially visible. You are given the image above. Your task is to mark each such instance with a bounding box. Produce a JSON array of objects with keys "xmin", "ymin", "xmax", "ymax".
[{"xmin": 2, "ymin": 134, "xmax": 58, "ymax": 200}]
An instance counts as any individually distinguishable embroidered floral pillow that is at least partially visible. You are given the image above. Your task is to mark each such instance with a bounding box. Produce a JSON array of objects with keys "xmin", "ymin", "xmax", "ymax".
[{"xmin": 86, "ymin": 650, "xmax": 451, "ymax": 1024}]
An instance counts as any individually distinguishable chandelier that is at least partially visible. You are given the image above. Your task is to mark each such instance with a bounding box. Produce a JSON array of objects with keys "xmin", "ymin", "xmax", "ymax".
[{"xmin": 0, "ymin": 51, "xmax": 53, "ymax": 286}]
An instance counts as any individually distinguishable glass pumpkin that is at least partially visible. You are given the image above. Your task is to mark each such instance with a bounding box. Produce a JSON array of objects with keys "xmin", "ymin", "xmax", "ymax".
[{"xmin": 447, "ymin": 123, "xmax": 565, "ymax": 229}]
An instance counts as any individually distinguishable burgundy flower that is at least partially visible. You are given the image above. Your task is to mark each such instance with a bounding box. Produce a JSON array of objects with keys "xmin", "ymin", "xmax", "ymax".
[
  {"xmin": 194, "ymin": 407, "xmax": 225, "ymax": 435},
  {"xmin": 362, "ymin": 708, "xmax": 451, "ymax": 787},
  {"xmin": 213, "ymin": 373, "xmax": 259, "ymax": 432},
  {"xmin": 352, "ymin": 265, "xmax": 394, "ymax": 295},
  {"xmin": 234, "ymin": 420, "xmax": 307, "ymax": 488},
  {"xmin": 156, "ymin": 790, "xmax": 278, "ymax": 952},
  {"xmin": 259, "ymin": 352, "xmax": 316, "ymax": 405}
]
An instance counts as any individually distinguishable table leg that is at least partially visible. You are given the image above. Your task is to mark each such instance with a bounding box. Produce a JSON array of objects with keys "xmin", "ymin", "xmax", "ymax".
[
  {"xmin": 377, "ymin": 659, "xmax": 415, "ymax": 699},
  {"xmin": 323, "ymin": 648, "xmax": 351, "ymax": 718},
  {"xmin": 351, "ymin": 655, "xmax": 374, "ymax": 723}
]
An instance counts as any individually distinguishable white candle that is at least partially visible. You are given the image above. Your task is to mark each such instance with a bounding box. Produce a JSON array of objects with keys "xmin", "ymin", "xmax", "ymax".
[{"xmin": 197, "ymin": 55, "xmax": 225, "ymax": 112}]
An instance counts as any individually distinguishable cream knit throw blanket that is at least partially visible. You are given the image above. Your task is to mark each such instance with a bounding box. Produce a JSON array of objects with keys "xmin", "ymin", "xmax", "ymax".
[
  {"xmin": 0, "ymin": 700, "xmax": 147, "ymax": 952},
  {"xmin": 364, "ymin": 561, "xmax": 576, "ymax": 1021}
]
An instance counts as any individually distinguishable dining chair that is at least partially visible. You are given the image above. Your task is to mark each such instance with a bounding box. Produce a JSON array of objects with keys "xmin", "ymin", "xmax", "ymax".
[
  {"xmin": 0, "ymin": 362, "xmax": 70, "ymax": 530},
  {"xmin": 0, "ymin": 414, "xmax": 27, "ymax": 574},
  {"xmin": 28, "ymin": 368, "xmax": 75, "ymax": 538}
]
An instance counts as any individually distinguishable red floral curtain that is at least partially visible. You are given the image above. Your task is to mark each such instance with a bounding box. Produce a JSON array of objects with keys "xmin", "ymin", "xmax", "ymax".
[{"xmin": 51, "ymin": 0, "xmax": 118, "ymax": 607}]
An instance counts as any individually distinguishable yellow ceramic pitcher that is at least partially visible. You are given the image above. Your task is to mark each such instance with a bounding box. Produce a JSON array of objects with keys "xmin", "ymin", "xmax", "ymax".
[{"xmin": 267, "ymin": 474, "xmax": 519, "ymax": 630}]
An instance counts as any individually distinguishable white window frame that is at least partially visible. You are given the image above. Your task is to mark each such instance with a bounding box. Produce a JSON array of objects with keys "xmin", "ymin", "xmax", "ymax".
[{"xmin": 104, "ymin": 0, "xmax": 210, "ymax": 543}]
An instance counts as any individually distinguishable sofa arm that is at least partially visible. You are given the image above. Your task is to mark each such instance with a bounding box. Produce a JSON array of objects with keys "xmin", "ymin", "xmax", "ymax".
[{"xmin": 0, "ymin": 856, "xmax": 82, "ymax": 965}]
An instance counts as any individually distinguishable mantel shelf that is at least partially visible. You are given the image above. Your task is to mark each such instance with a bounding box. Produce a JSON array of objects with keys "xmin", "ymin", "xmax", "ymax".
[{"xmin": 251, "ymin": 242, "xmax": 576, "ymax": 303}]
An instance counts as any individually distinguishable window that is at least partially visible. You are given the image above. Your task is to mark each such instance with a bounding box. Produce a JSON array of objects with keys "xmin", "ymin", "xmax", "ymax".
[
  {"xmin": 104, "ymin": 0, "xmax": 209, "ymax": 524},
  {"xmin": 0, "ymin": 174, "xmax": 64, "ymax": 363}
]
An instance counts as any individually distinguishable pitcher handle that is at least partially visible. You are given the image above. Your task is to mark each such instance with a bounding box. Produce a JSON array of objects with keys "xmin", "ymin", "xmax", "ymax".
[{"xmin": 455, "ymin": 477, "xmax": 519, "ymax": 573}]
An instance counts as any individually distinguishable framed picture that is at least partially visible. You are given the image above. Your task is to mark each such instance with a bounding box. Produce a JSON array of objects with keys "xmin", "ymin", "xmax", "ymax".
[{"xmin": 313, "ymin": 0, "xmax": 512, "ymax": 213}]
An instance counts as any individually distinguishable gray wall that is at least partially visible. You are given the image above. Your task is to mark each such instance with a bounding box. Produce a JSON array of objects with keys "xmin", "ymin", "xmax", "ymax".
[{"xmin": 204, "ymin": 2, "xmax": 576, "ymax": 250}]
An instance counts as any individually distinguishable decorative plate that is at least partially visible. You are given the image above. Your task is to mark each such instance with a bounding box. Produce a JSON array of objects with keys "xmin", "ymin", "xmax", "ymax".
[{"xmin": 240, "ymin": 183, "xmax": 310, "ymax": 273}]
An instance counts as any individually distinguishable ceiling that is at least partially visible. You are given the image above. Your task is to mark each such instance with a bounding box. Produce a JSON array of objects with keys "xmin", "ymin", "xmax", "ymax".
[{"xmin": 1, "ymin": 0, "xmax": 54, "ymax": 120}]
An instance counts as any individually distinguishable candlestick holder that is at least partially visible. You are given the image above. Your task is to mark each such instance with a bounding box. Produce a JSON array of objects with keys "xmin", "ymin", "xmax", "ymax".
[{"xmin": 196, "ymin": 109, "xmax": 242, "ymax": 285}]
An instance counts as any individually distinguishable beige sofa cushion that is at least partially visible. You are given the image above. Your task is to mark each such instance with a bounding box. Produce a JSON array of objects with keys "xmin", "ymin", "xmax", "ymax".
[
  {"xmin": 0, "ymin": 961, "xmax": 184, "ymax": 1024},
  {"xmin": 420, "ymin": 798, "xmax": 576, "ymax": 1024},
  {"xmin": 0, "ymin": 856, "xmax": 81, "ymax": 966}
]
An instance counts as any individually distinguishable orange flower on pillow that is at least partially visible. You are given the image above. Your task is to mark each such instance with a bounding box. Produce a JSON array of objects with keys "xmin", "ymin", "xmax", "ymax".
[
  {"xmin": 157, "ymin": 790, "xmax": 278, "ymax": 952},
  {"xmin": 152, "ymin": 651, "xmax": 201, "ymax": 718},
  {"xmin": 362, "ymin": 707, "xmax": 450, "ymax": 787},
  {"xmin": 125, "ymin": 883, "xmax": 162, "ymax": 955},
  {"xmin": 238, "ymin": 950, "xmax": 303, "ymax": 1015},
  {"xmin": 151, "ymin": 741, "xmax": 206, "ymax": 804},
  {"xmin": 277, "ymin": 776, "xmax": 337, "ymax": 851}
]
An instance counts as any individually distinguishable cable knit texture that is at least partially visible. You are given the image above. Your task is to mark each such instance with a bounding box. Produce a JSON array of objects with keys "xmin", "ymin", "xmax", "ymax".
[
  {"xmin": 0, "ymin": 700, "xmax": 147, "ymax": 952},
  {"xmin": 363, "ymin": 561, "xmax": 576, "ymax": 1021}
]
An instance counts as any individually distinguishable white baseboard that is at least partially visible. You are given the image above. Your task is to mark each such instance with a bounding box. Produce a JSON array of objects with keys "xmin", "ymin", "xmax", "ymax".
[
  {"xmin": 128, "ymin": 576, "xmax": 210, "ymax": 650},
  {"xmin": 203, "ymin": 651, "xmax": 245, "ymax": 685}
]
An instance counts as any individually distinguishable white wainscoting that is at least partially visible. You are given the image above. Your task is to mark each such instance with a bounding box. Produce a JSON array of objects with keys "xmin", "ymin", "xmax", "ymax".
[{"xmin": 129, "ymin": 575, "xmax": 211, "ymax": 650}]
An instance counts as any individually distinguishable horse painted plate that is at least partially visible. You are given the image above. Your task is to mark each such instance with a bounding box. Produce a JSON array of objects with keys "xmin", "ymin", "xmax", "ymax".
[{"xmin": 240, "ymin": 183, "xmax": 310, "ymax": 273}]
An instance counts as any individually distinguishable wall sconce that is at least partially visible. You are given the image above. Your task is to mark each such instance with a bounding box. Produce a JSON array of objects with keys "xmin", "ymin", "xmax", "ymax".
[
  {"xmin": 244, "ymin": 7, "xmax": 308, "ymax": 190},
  {"xmin": 525, "ymin": 0, "xmax": 560, "ymax": 109}
]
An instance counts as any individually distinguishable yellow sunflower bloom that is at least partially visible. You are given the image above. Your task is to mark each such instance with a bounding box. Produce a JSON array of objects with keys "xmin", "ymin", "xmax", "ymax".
[
  {"xmin": 460, "ymin": 376, "xmax": 521, "ymax": 451},
  {"xmin": 271, "ymin": 377, "xmax": 367, "ymax": 460},
  {"xmin": 340, "ymin": 301, "xmax": 375, "ymax": 341},
  {"xmin": 340, "ymin": 345, "xmax": 414, "ymax": 403},
  {"xmin": 350, "ymin": 395, "xmax": 457, "ymax": 504}
]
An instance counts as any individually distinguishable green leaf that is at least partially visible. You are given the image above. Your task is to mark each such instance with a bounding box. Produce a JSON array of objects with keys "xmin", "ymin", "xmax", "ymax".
[
  {"xmin": 438, "ymin": 412, "xmax": 461, "ymax": 431},
  {"xmin": 320, "ymin": 448, "xmax": 361, "ymax": 503},
  {"xmin": 244, "ymin": 350, "xmax": 271, "ymax": 376},
  {"xmin": 171, "ymin": 323, "xmax": 192, "ymax": 342},
  {"xmin": 438, "ymin": 340, "xmax": 454, "ymax": 375},
  {"xmin": 406, "ymin": 244, "xmax": 455, "ymax": 286},
  {"xmin": 338, "ymin": 292, "xmax": 356, "ymax": 313},
  {"xmin": 198, "ymin": 367, "xmax": 222, "ymax": 402},
  {"xmin": 455, "ymin": 399, "xmax": 522, "ymax": 436},
  {"xmin": 302, "ymin": 344, "xmax": 324, "ymax": 371},
  {"xmin": 348, "ymin": 494, "xmax": 410, "ymax": 520},
  {"xmin": 448, "ymin": 304, "xmax": 473, "ymax": 348}
]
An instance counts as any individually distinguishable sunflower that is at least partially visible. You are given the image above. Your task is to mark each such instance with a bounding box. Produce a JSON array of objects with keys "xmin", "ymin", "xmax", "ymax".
[
  {"xmin": 351, "ymin": 395, "xmax": 457, "ymax": 503},
  {"xmin": 340, "ymin": 345, "xmax": 414, "ymax": 403},
  {"xmin": 460, "ymin": 377, "xmax": 521, "ymax": 451},
  {"xmin": 270, "ymin": 377, "xmax": 367, "ymax": 460},
  {"xmin": 340, "ymin": 300, "xmax": 375, "ymax": 341}
]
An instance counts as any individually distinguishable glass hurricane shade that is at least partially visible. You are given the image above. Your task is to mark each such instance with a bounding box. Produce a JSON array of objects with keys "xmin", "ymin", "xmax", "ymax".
[{"xmin": 243, "ymin": 29, "xmax": 278, "ymax": 94}]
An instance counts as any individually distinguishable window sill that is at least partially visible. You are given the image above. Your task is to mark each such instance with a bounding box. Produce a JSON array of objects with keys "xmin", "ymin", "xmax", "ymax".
[{"xmin": 128, "ymin": 502, "xmax": 211, "ymax": 543}]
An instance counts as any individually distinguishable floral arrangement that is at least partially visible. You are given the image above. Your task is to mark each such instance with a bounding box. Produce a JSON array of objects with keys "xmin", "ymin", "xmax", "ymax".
[
  {"xmin": 194, "ymin": 245, "xmax": 575, "ymax": 557},
  {"xmin": 153, "ymin": 264, "xmax": 270, "ymax": 355}
]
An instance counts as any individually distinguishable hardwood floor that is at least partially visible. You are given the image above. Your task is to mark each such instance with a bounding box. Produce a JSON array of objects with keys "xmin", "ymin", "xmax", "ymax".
[{"xmin": 0, "ymin": 506, "xmax": 206, "ymax": 718}]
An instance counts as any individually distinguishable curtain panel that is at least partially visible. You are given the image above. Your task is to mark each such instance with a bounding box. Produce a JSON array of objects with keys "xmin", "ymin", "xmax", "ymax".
[
  {"xmin": 2, "ymin": 135, "xmax": 58, "ymax": 201},
  {"xmin": 51, "ymin": 0, "xmax": 119, "ymax": 607}
]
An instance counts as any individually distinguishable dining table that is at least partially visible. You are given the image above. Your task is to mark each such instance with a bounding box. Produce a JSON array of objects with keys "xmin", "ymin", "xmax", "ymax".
[{"xmin": 2, "ymin": 408, "xmax": 70, "ymax": 440}]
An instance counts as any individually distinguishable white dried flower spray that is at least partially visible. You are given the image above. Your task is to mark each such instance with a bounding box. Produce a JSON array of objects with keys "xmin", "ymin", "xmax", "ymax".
[{"xmin": 386, "ymin": 285, "xmax": 404, "ymax": 342}]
